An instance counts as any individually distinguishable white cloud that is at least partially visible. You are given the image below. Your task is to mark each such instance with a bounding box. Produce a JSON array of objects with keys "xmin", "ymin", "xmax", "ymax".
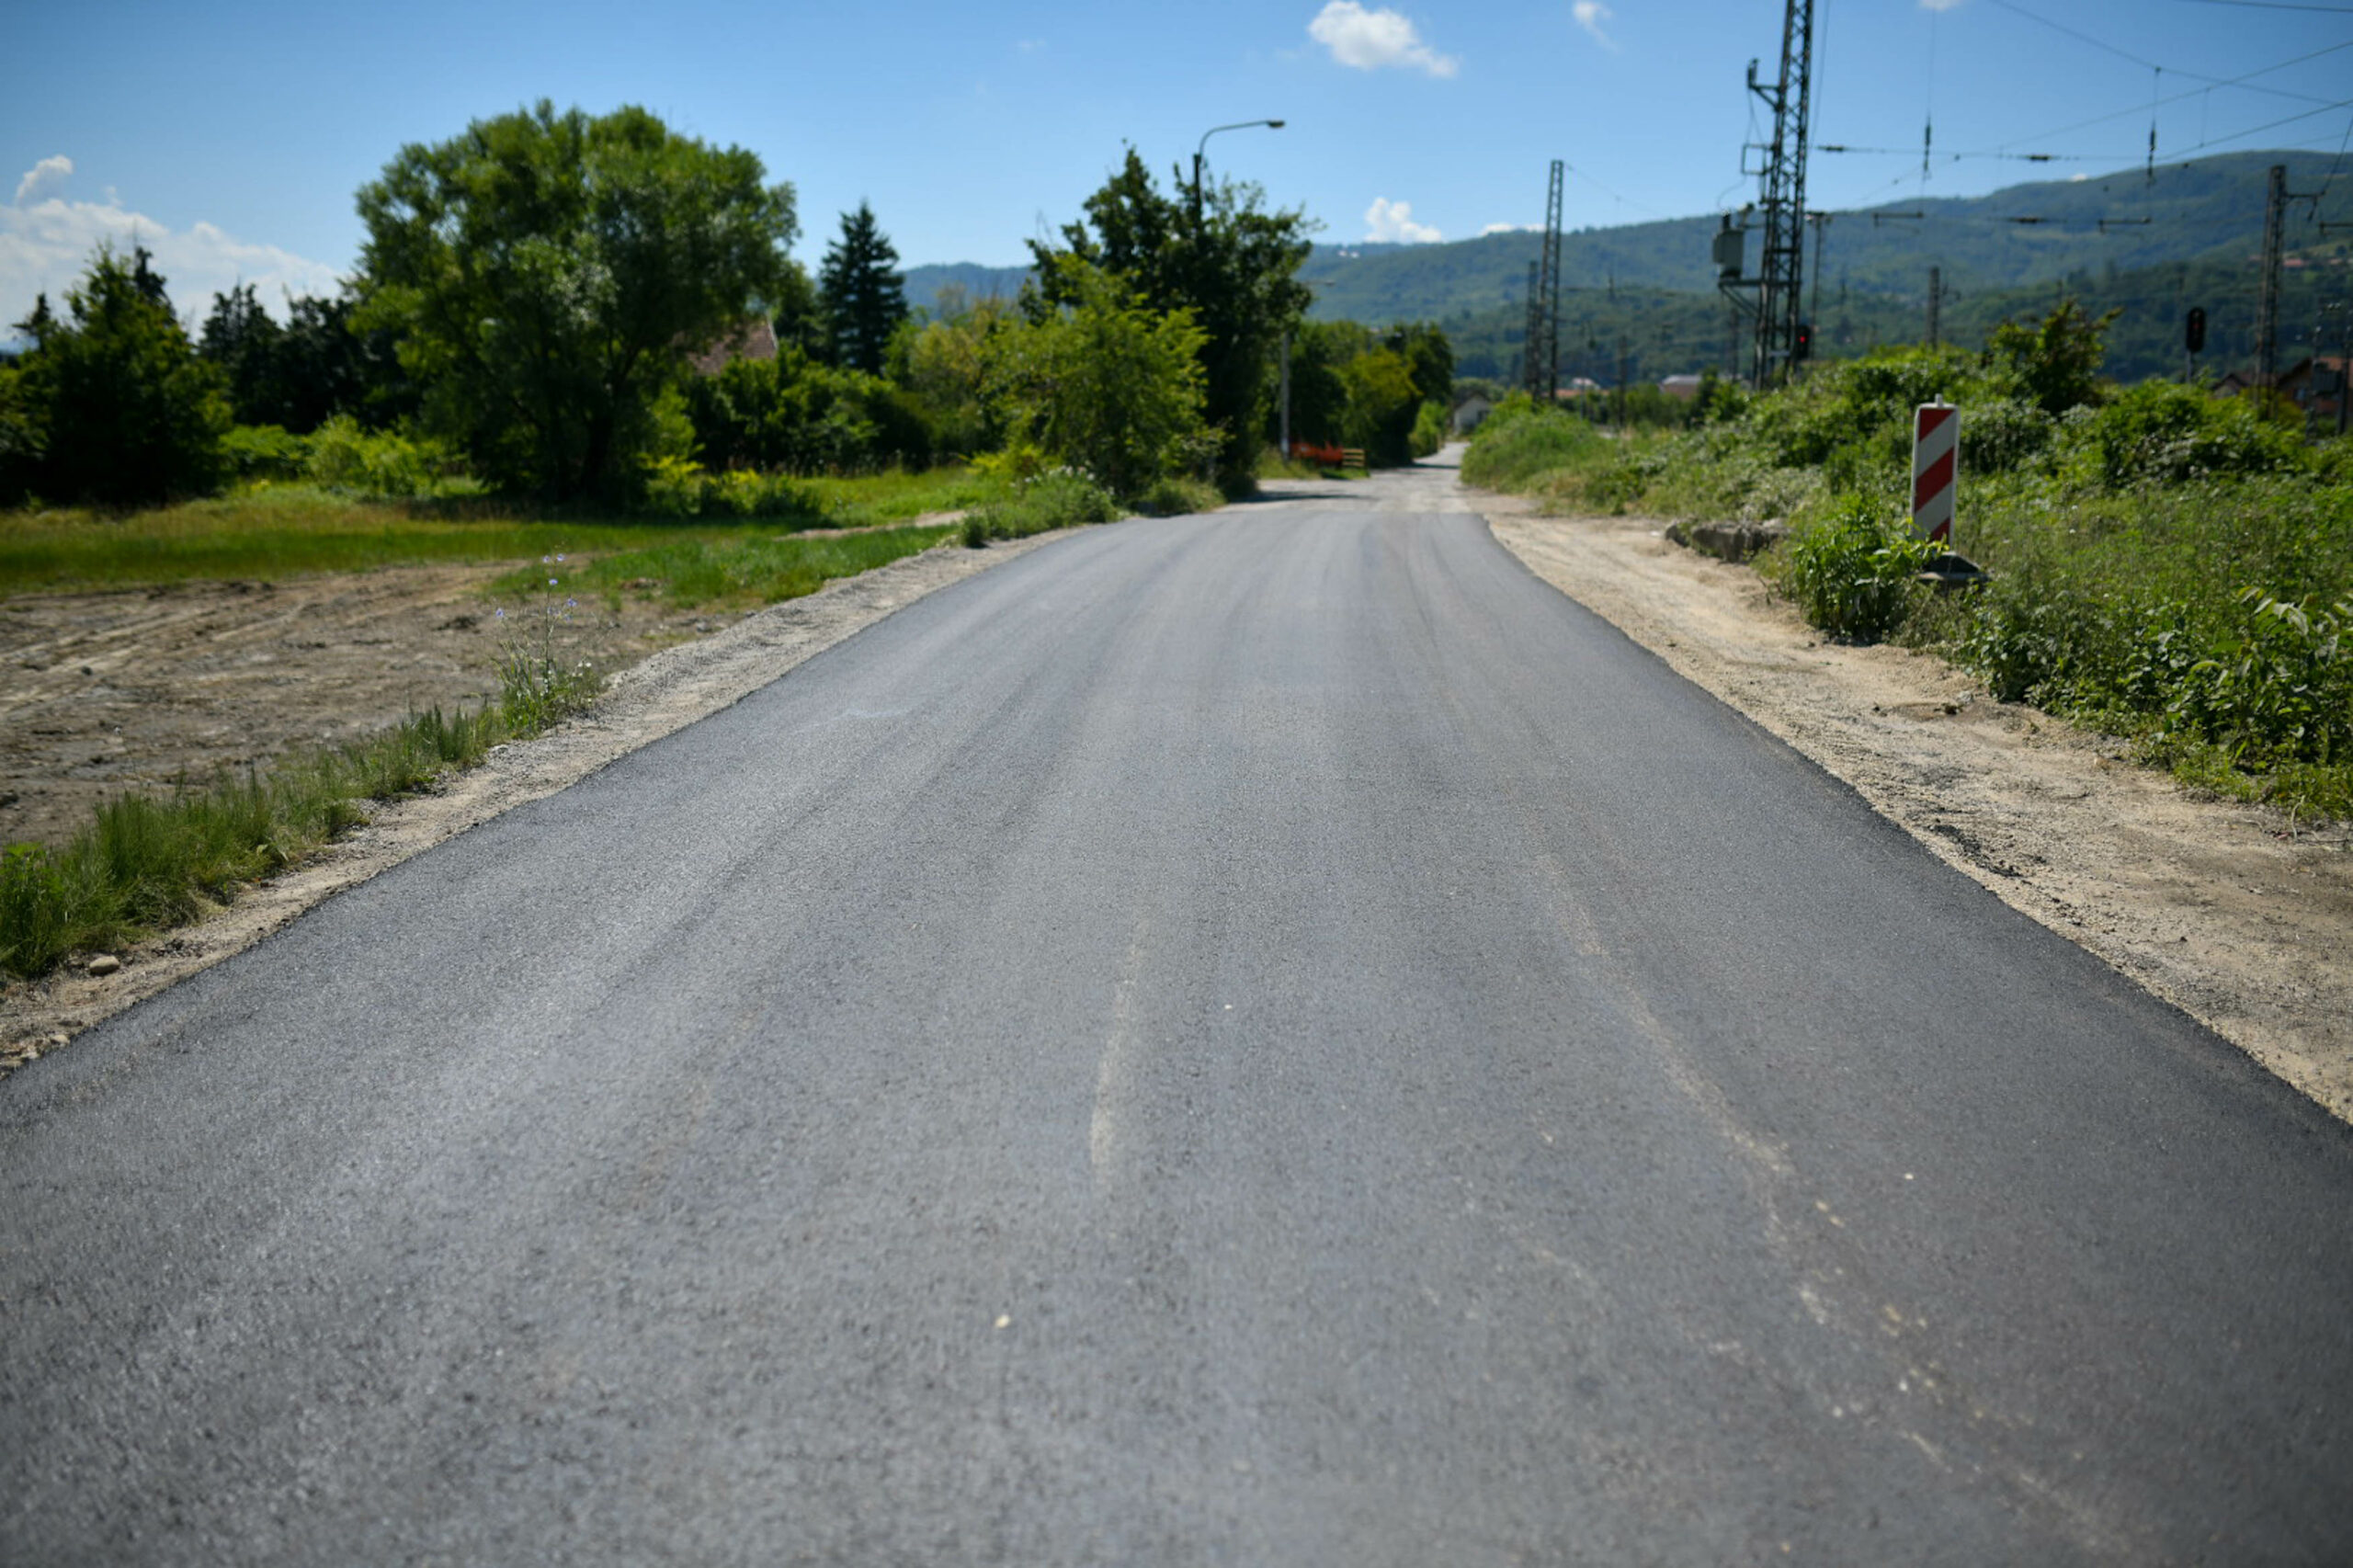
[
  {"xmin": 14, "ymin": 155, "xmax": 73, "ymax": 207},
  {"xmin": 1365, "ymin": 197, "xmax": 1441, "ymax": 244},
  {"xmin": 1919, "ymin": 0, "xmax": 1965, "ymax": 10},
  {"xmin": 1, "ymin": 190, "xmax": 342, "ymax": 330},
  {"xmin": 1482, "ymin": 222, "xmax": 1539, "ymax": 234},
  {"xmin": 1572, "ymin": 1, "xmax": 1618, "ymax": 49},
  {"xmin": 1308, "ymin": 3, "xmax": 1459, "ymax": 77}
]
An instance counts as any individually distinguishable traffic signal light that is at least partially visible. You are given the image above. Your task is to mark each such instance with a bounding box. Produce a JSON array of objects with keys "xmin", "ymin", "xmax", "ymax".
[
  {"xmin": 2186, "ymin": 307, "xmax": 2207, "ymax": 356},
  {"xmin": 1792, "ymin": 322, "xmax": 1813, "ymax": 363}
]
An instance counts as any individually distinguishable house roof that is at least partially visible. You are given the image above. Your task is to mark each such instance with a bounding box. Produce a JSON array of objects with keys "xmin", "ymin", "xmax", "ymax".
[{"xmin": 689, "ymin": 317, "xmax": 779, "ymax": 377}]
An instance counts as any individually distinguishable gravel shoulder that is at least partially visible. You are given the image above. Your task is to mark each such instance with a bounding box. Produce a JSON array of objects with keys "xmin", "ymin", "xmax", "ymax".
[
  {"xmin": 1478, "ymin": 483, "xmax": 2353, "ymax": 1124},
  {"xmin": 0, "ymin": 531, "xmax": 1072, "ymax": 1064}
]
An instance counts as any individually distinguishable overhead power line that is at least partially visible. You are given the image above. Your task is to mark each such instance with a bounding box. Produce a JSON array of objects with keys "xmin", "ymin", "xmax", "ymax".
[
  {"xmin": 1980, "ymin": 0, "xmax": 2341, "ymax": 107},
  {"xmin": 2173, "ymin": 94, "xmax": 2353, "ymax": 155},
  {"xmin": 1957, "ymin": 37, "xmax": 2353, "ymax": 158},
  {"xmin": 2170, "ymin": 0, "xmax": 2353, "ymax": 11}
]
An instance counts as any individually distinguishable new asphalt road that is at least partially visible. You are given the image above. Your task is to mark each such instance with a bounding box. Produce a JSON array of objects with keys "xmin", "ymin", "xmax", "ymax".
[{"xmin": 5, "ymin": 458, "xmax": 2349, "ymax": 1563}]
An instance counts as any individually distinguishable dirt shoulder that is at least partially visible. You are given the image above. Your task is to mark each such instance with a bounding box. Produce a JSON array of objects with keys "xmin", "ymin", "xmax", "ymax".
[
  {"xmin": 0, "ymin": 531, "xmax": 1069, "ymax": 1066},
  {"xmin": 1481, "ymin": 488, "xmax": 2353, "ymax": 1123}
]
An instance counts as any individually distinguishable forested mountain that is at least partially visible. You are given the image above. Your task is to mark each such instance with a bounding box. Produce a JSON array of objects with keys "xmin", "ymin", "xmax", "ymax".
[{"xmin": 1436, "ymin": 246, "xmax": 2348, "ymax": 390}]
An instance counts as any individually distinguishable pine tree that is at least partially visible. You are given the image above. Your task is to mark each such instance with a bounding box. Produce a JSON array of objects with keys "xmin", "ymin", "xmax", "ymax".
[{"xmin": 818, "ymin": 203, "xmax": 907, "ymax": 375}]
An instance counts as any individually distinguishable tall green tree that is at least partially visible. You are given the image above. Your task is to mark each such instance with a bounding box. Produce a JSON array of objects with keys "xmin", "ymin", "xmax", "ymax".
[
  {"xmin": 11, "ymin": 244, "xmax": 230, "ymax": 506},
  {"xmin": 1030, "ymin": 149, "xmax": 1313, "ymax": 490},
  {"xmin": 987, "ymin": 257, "xmax": 1208, "ymax": 499},
  {"xmin": 353, "ymin": 101, "xmax": 797, "ymax": 502},
  {"xmin": 817, "ymin": 202, "xmax": 908, "ymax": 376},
  {"xmin": 199, "ymin": 283, "xmax": 286, "ymax": 426}
]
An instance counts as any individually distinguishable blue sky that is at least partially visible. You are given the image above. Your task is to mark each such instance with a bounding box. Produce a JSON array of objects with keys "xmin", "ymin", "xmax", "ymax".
[{"xmin": 5, "ymin": 0, "xmax": 2349, "ymax": 326}]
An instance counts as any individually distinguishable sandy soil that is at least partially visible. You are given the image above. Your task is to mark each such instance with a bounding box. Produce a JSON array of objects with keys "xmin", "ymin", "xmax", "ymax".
[
  {"xmin": 0, "ymin": 529, "xmax": 1070, "ymax": 1069},
  {"xmin": 0, "ymin": 567, "xmax": 743, "ymax": 850},
  {"xmin": 1483, "ymin": 491, "xmax": 2353, "ymax": 1124}
]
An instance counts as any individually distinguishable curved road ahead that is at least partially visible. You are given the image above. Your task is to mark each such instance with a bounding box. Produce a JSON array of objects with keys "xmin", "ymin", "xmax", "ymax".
[{"xmin": 5, "ymin": 457, "xmax": 2350, "ymax": 1563}]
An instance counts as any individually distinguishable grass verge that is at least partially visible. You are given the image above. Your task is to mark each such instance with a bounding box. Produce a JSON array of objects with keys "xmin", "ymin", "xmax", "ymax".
[
  {"xmin": 0, "ymin": 697, "xmax": 543, "ymax": 983},
  {"xmin": 502, "ymin": 522, "xmax": 960, "ymax": 612}
]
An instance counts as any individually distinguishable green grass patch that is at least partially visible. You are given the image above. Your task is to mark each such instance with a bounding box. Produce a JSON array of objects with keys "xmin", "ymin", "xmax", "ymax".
[
  {"xmin": 0, "ymin": 698, "xmax": 537, "ymax": 981},
  {"xmin": 0, "ymin": 466, "xmax": 1005, "ymax": 597},
  {"xmin": 511, "ymin": 523, "xmax": 959, "ymax": 611}
]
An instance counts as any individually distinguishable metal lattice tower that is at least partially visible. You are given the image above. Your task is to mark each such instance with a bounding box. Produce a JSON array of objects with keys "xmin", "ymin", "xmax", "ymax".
[
  {"xmin": 1745, "ymin": 0, "xmax": 1815, "ymax": 384},
  {"xmin": 1519, "ymin": 162, "xmax": 1566, "ymax": 401},
  {"xmin": 1540, "ymin": 160, "xmax": 1565, "ymax": 403}
]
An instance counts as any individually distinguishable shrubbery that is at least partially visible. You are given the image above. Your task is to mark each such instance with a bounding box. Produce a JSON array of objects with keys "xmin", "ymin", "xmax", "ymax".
[
  {"xmin": 1779, "ymin": 494, "xmax": 1938, "ymax": 642},
  {"xmin": 959, "ymin": 472, "xmax": 1123, "ymax": 547}
]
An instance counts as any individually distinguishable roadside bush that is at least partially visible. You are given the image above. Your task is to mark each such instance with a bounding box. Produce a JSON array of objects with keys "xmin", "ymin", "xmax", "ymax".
[
  {"xmin": 1134, "ymin": 474, "xmax": 1222, "ymax": 517},
  {"xmin": 1958, "ymin": 397, "xmax": 2057, "ymax": 476},
  {"xmin": 681, "ymin": 349, "xmax": 934, "ymax": 477},
  {"xmin": 960, "ymin": 471, "xmax": 1120, "ymax": 543},
  {"xmin": 220, "ymin": 424, "xmax": 311, "ymax": 483},
  {"xmin": 305, "ymin": 415, "xmax": 469, "ymax": 499},
  {"xmin": 1409, "ymin": 399, "xmax": 1449, "ymax": 459},
  {"xmin": 1781, "ymin": 495, "xmax": 1938, "ymax": 642},
  {"xmin": 2063, "ymin": 381, "xmax": 2307, "ymax": 491},
  {"xmin": 1460, "ymin": 397, "xmax": 1611, "ymax": 490},
  {"xmin": 638, "ymin": 454, "xmax": 823, "ymax": 521}
]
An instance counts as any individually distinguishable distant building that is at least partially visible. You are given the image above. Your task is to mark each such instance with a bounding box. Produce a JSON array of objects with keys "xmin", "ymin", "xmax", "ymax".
[
  {"xmin": 2279, "ymin": 355, "xmax": 2347, "ymax": 427},
  {"xmin": 2212, "ymin": 356, "xmax": 2347, "ymax": 429},
  {"xmin": 1659, "ymin": 374, "xmax": 1707, "ymax": 401},
  {"xmin": 1451, "ymin": 394, "xmax": 1495, "ymax": 434},
  {"xmin": 689, "ymin": 317, "xmax": 779, "ymax": 377}
]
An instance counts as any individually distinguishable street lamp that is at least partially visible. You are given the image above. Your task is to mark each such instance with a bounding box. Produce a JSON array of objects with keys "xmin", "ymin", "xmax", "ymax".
[{"xmin": 1193, "ymin": 119, "xmax": 1284, "ymax": 225}]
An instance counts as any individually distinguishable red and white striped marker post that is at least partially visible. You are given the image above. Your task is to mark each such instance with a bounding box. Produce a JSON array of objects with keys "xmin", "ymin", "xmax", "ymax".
[{"xmin": 1911, "ymin": 400, "xmax": 1959, "ymax": 544}]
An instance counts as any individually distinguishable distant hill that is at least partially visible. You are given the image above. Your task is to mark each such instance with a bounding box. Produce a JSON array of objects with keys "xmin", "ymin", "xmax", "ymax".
[
  {"xmin": 1434, "ymin": 244, "xmax": 2347, "ymax": 390},
  {"xmin": 1298, "ymin": 150, "xmax": 2353, "ymax": 327},
  {"xmin": 902, "ymin": 263, "xmax": 1029, "ymax": 316}
]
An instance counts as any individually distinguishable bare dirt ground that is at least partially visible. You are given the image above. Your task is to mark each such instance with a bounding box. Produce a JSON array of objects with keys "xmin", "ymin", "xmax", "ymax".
[
  {"xmin": 0, "ymin": 529, "xmax": 1068, "ymax": 1068},
  {"xmin": 1483, "ymin": 489, "xmax": 2353, "ymax": 1124},
  {"xmin": 0, "ymin": 567, "xmax": 715, "ymax": 850}
]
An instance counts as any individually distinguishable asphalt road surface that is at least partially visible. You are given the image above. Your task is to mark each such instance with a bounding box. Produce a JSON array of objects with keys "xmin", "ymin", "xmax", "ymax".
[{"xmin": 5, "ymin": 457, "xmax": 2350, "ymax": 1564}]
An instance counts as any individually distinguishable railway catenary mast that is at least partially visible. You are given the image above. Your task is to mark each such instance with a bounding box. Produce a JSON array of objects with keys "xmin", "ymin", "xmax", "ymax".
[{"xmin": 1745, "ymin": 0, "xmax": 1815, "ymax": 385}]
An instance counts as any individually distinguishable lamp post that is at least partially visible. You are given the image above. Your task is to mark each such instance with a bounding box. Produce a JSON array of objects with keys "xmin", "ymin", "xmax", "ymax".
[{"xmin": 1192, "ymin": 119, "xmax": 1283, "ymax": 227}]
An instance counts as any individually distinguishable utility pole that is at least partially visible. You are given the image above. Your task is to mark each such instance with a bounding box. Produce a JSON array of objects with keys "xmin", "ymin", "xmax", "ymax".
[
  {"xmin": 1616, "ymin": 335, "xmax": 1631, "ymax": 433},
  {"xmin": 1523, "ymin": 260, "xmax": 1546, "ymax": 400},
  {"xmin": 2257, "ymin": 165, "xmax": 2287, "ymax": 388},
  {"xmin": 1927, "ymin": 266, "xmax": 1944, "ymax": 349},
  {"xmin": 2339, "ymin": 299, "xmax": 2351, "ymax": 436},
  {"xmin": 1540, "ymin": 160, "xmax": 1565, "ymax": 407},
  {"xmin": 2254, "ymin": 164, "xmax": 2325, "ymax": 389},
  {"xmin": 1805, "ymin": 210, "xmax": 1831, "ymax": 348},
  {"xmin": 1278, "ymin": 329, "xmax": 1291, "ymax": 457}
]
